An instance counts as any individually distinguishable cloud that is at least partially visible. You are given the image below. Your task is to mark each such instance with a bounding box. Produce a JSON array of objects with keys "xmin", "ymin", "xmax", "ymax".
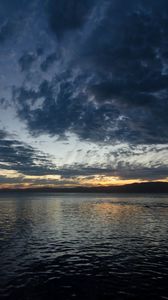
[
  {"xmin": 41, "ymin": 52, "xmax": 58, "ymax": 72},
  {"xmin": 0, "ymin": 128, "xmax": 167, "ymax": 185},
  {"xmin": 0, "ymin": 129, "xmax": 8, "ymax": 139},
  {"xmin": 0, "ymin": 21, "xmax": 13, "ymax": 43},
  {"xmin": 19, "ymin": 53, "xmax": 36, "ymax": 72},
  {"xmin": 0, "ymin": 1, "xmax": 35, "ymax": 45},
  {"xmin": 0, "ymin": 0, "xmax": 167, "ymax": 146},
  {"xmin": 47, "ymin": 0, "xmax": 96, "ymax": 39},
  {"xmin": 0, "ymin": 130, "xmax": 55, "ymax": 176}
]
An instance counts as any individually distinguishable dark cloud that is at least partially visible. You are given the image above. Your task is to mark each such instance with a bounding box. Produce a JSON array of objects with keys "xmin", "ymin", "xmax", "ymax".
[
  {"xmin": 41, "ymin": 52, "xmax": 58, "ymax": 72},
  {"xmin": 0, "ymin": 98, "xmax": 10, "ymax": 109},
  {"xmin": 0, "ymin": 130, "xmax": 55, "ymax": 176},
  {"xmin": 1, "ymin": 0, "xmax": 168, "ymax": 145},
  {"xmin": 0, "ymin": 21, "xmax": 13, "ymax": 43},
  {"xmin": 36, "ymin": 47, "xmax": 44, "ymax": 56},
  {"xmin": 19, "ymin": 53, "xmax": 36, "ymax": 72},
  {"xmin": 0, "ymin": 0, "xmax": 34, "ymax": 44},
  {"xmin": 47, "ymin": 0, "xmax": 96, "ymax": 39},
  {"xmin": 114, "ymin": 166, "xmax": 168, "ymax": 181},
  {"xmin": 1, "ymin": 0, "xmax": 168, "ymax": 187},
  {"xmin": 0, "ymin": 129, "xmax": 7, "ymax": 139},
  {"xmin": 58, "ymin": 162, "xmax": 168, "ymax": 181},
  {"xmin": 0, "ymin": 129, "xmax": 167, "ymax": 183},
  {"xmin": 13, "ymin": 78, "xmax": 121, "ymax": 143}
]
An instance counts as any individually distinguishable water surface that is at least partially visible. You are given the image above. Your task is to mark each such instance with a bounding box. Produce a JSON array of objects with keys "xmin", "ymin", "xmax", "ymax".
[{"xmin": 0, "ymin": 193, "xmax": 168, "ymax": 299}]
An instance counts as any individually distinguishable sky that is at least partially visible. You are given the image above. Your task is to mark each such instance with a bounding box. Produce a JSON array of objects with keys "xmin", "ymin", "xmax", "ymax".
[{"xmin": 0, "ymin": 0, "xmax": 168, "ymax": 188}]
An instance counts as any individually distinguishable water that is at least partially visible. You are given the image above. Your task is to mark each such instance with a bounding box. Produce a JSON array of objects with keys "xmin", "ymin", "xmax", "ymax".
[{"xmin": 0, "ymin": 193, "xmax": 168, "ymax": 300}]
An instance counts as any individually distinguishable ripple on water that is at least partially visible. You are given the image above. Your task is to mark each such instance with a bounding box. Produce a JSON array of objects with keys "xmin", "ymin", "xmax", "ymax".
[{"xmin": 0, "ymin": 193, "xmax": 168, "ymax": 299}]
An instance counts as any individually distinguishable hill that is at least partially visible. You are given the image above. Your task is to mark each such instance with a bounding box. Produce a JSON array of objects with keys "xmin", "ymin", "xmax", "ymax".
[{"xmin": 0, "ymin": 182, "xmax": 168, "ymax": 193}]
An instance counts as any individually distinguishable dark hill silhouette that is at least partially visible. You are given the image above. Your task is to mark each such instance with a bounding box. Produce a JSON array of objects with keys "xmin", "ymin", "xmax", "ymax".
[{"xmin": 0, "ymin": 182, "xmax": 168, "ymax": 193}]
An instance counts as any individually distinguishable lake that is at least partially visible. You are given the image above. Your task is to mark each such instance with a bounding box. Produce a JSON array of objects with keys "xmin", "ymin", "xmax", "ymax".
[{"xmin": 0, "ymin": 193, "xmax": 168, "ymax": 299}]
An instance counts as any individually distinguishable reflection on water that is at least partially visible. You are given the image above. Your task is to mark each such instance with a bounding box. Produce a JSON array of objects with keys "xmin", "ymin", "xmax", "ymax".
[{"xmin": 0, "ymin": 193, "xmax": 168, "ymax": 299}]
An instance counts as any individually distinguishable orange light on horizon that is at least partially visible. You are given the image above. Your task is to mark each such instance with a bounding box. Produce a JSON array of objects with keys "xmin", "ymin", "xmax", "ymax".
[{"xmin": 0, "ymin": 177, "xmax": 168, "ymax": 190}]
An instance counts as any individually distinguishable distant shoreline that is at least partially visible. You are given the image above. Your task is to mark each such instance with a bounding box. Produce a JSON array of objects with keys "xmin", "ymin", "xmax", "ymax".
[{"xmin": 0, "ymin": 182, "xmax": 168, "ymax": 193}]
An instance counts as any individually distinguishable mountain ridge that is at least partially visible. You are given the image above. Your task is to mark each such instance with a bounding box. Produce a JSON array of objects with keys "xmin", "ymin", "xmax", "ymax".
[{"xmin": 0, "ymin": 182, "xmax": 168, "ymax": 193}]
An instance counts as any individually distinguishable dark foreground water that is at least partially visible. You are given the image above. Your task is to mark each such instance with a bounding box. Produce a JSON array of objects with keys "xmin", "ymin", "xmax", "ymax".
[{"xmin": 0, "ymin": 193, "xmax": 168, "ymax": 300}]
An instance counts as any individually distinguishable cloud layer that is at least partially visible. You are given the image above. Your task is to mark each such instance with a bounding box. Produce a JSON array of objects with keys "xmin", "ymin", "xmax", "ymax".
[
  {"xmin": 6, "ymin": 0, "xmax": 167, "ymax": 145},
  {"xmin": 0, "ymin": 0, "xmax": 168, "ymax": 186}
]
